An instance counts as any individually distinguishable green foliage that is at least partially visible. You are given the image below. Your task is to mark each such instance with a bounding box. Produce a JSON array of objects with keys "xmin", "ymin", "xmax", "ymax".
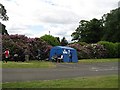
[
  {"xmin": 61, "ymin": 37, "xmax": 68, "ymax": 46},
  {"xmin": 115, "ymin": 42, "xmax": 120, "ymax": 58},
  {"xmin": 102, "ymin": 7, "xmax": 120, "ymax": 42},
  {"xmin": 56, "ymin": 37, "xmax": 60, "ymax": 43},
  {"xmin": 40, "ymin": 34, "xmax": 60, "ymax": 46},
  {"xmin": 71, "ymin": 18, "xmax": 103, "ymax": 43},
  {"xmin": 71, "ymin": 7, "xmax": 120, "ymax": 43},
  {"xmin": 0, "ymin": 23, "xmax": 9, "ymax": 35},
  {"xmin": 98, "ymin": 41, "xmax": 120, "ymax": 58},
  {"xmin": 0, "ymin": 4, "xmax": 9, "ymax": 35},
  {"xmin": 0, "ymin": 3, "xmax": 9, "ymax": 21}
]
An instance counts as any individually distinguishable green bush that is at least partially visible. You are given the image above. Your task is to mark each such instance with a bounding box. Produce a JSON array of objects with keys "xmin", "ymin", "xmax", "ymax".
[
  {"xmin": 40, "ymin": 34, "xmax": 60, "ymax": 46},
  {"xmin": 98, "ymin": 41, "xmax": 120, "ymax": 58},
  {"xmin": 114, "ymin": 42, "xmax": 120, "ymax": 58}
]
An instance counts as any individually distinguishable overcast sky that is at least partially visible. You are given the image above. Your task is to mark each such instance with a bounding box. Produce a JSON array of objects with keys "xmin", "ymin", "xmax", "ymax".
[{"xmin": 1, "ymin": 0, "xmax": 119, "ymax": 42}]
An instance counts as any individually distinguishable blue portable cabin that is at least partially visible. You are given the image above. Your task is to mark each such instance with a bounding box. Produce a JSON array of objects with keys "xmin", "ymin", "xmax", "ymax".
[{"xmin": 49, "ymin": 46, "xmax": 78, "ymax": 63}]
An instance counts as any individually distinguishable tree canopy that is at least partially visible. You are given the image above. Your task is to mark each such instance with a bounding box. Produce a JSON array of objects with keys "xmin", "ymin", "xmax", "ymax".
[
  {"xmin": 0, "ymin": 23, "xmax": 9, "ymax": 35},
  {"xmin": 40, "ymin": 34, "xmax": 60, "ymax": 46},
  {"xmin": 0, "ymin": 3, "xmax": 9, "ymax": 35},
  {"xmin": 101, "ymin": 7, "xmax": 120, "ymax": 42},
  {"xmin": 0, "ymin": 3, "xmax": 9, "ymax": 21},
  {"xmin": 61, "ymin": 37, "xmax": 68, "ymax": 46},
  {"xmin": 71, "ymin": 7, "xmax": 120, "ymax": 43},
  {"xmin": 71, "ymin": 18, "xmax": 103, "ymax": 43}
]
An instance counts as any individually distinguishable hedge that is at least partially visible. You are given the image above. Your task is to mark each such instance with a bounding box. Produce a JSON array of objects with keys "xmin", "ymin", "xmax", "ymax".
[
  {"xmin": 68, "ymin": 43, "xmax": 107, "ymax": 59},
  {"xmin": 98, "ymin": 41, "xmax": 120, "ymax": 58}
]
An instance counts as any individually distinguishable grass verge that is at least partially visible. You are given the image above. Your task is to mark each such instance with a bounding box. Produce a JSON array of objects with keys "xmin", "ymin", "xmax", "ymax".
[
  {"xmin": 1, "ymin": 58, "xmax": 119, "ymax": 68},
  {"xmin": 0, "ymin": 62, "xmax": 1, "ymax": 68},
  {"xmin": 2, "ymin": 75, "xmax": 118, "ymax": 88},
  {"xmin": 78, "ymin": 58, "xmax": 119, "ymax": 63},
  {"xmin": 2, "ymin": 61, "xmax": 56, "ymax": 68}
]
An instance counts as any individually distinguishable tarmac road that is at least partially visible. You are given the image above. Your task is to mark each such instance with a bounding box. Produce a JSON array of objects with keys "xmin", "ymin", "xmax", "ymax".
[{"xmin": 2, "ymin": 62, "xmax": 118, "ymax": 83}]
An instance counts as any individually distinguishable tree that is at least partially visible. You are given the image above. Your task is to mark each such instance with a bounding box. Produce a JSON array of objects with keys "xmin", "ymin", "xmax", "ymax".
[
  {"xmin": 40, "ymin": 34, "xmax": 60, "ymax": 46},
  {"xmin": 56, "ymin": 37, "xmax": 60, "ymax": 43},
  {"xmin": 71, "ymin": 18, "xmax": 103, "ymax": 43},
  {"xmin": 61, "ymin": 37, "xmax": 68, "ymax": 46},
  {"xmin": 0, "ymin": 23, "xmax": 9, "ymax": 35},
  {"xmin": 0, "ymin": 3, "xmax": 9, "ymax": 21},
  {"xmin": 0, "ymin": 3, "xmax": 9, "ymax": 35},
  {"xmin": 71, "ymin": 20, "xmax": 89, "ymax": 42},
  {"xmin": 101, "ymin": 7, "xmax": 120, "ymax": 42}
]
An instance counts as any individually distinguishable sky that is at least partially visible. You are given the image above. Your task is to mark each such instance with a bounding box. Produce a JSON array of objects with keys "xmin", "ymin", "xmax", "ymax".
[{"xmin": 1, "ymin": 0, "xmax": 119, "ymax": 42}]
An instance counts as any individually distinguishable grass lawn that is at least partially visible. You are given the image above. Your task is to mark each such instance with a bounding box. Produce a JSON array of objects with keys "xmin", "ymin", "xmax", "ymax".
[
  {"xmin": 1, "ymin": 61, "xmax": 56, "ymax": 68},
  {"xmin": 78, "ymin": 58, "xmax": 119, "ymax": 63},
  {"xmin": 0, "ymin": 62, "xmax": 1, "ymax": 68},
  {"xmin": 1, "ymin": 58, "xmax": 119, "ymax": 68},
  {"xmin": 2, "ymin": 75, "xmax": 118, "ymax": 88}
]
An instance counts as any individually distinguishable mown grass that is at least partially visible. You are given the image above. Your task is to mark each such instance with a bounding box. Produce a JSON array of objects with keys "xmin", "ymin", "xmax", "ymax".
[
  {"xmin": 78, "ymin": 58, "xmax": 119, "ymax": 63},
  {"xmin": 1, "ymin": 58, "xmax": 119, "ymax": 68},
  {"xmin": 2, "ymin": 75, "xmax": 118, "ymax": 88},
  {"xmin": 0, "ymin": 61, "xmax": 1, "ymax": 89},
  {"xmin": 0, "ymin": 62, "xmax": 1, "ymax": 68},
  {"xmin": 2, "ymin": 61, "xmax": 56, "ymax": 68}
]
